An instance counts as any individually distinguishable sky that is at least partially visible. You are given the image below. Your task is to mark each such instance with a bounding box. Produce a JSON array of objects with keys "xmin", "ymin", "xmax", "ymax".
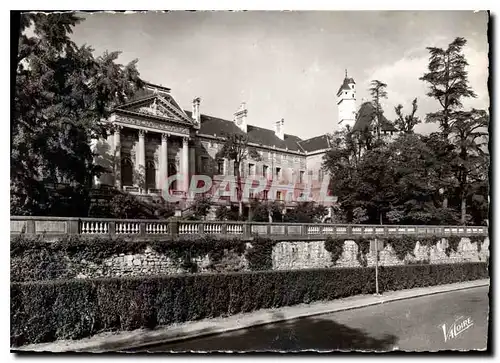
[{"xmin": 70, "ymin": 11, "xmax": 490, "ymax": 140}]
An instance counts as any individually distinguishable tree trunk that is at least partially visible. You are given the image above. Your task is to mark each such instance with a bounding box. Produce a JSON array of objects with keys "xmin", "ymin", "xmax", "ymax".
[
  {"xmin": 379, "ymin": 211, "xmax": 383, "ymax": 225},
  {"xmin": 461, "ymin": 196, "xmax": 467, "ymax": 224},
  {"xmin": 443, "ymin": 196, "xmax": 448, "ymax": 209},
  {"xmin": 235, "ymin": 161, "xmax": 243, "ymax": 217}
]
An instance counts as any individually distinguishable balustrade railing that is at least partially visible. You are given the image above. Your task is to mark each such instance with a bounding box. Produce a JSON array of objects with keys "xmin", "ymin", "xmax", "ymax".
[{"xmin": 10, "ymin": 216, "xmax": 488, "ymax": 239}]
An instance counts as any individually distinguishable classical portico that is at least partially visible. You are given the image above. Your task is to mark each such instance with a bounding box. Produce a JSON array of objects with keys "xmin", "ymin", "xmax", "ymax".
[{"xmin": 96, "ymin": 84, "xmax": 199, "ymax": 198}]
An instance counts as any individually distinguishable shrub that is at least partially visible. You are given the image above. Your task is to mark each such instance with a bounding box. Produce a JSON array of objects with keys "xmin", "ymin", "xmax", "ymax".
[
  {"xmin": 378, "ymin": 263, "xmax": 488, "ymax": 291},
  {"xmin": 215, "ymin": 205, "xmax": 242, "ymax": 221},
  {"xmin": 445, "ymin": 235, "xmax": 461, "ymax": 256},
  {"xmin": 245, "ymin": 238, "xmax": 277, "ymax": 270},
  {"xmin": 189, "ymin": 194, "xmax": 213, "ymax": 220},
  {"xmin": 324, "ymin": 237, "xmax": 344, "ymax": 265},
  {"xmin": 88, "ymin": 193, "xmax": 176, "ymax": 220},
  {"xmin": 387, "ymin": 235, "xmax": 418, "ymax": 261},
  {"xmin": 355, "ymin": 238, "xmax": 371, "ymax": 267},
  {"xmin": 282, "ymin": 202, "xmax": 327, "ymax": 223},
  {"xmin": 11, "ymin": 262, "xmax": 488, "ymax": 347},
  {"xmin": 249, "ymin": 200, "xmax": 284, "ymax": 222}
]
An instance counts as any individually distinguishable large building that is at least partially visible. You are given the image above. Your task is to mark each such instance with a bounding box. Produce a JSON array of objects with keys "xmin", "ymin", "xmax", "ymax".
[{"xmin": 93, "ymin": 72, "xmax": 397, "ymax": 211}]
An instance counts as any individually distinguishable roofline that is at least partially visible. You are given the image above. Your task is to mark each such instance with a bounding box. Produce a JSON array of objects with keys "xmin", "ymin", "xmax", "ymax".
[
  {"xmin": 144, "ymin": 82, "xmax": 171, "ymax": 93},
  {"xmin": 188, "ymin": 110, "xmax": 308, "ymax": 151},
  {"xmin": 113, "ymin": 109, "xmax": 194, "ymax": 127},
  {"xmin": 115, "ymin": 95, "xmax": 157, "ymax": 110},
  {"xmin": 305, "ymin": 148, "xmax": 330, "ymax": 156},
  {"xmin": 196, "ymin": 133, "xmax": 306, "ymax": 155}
]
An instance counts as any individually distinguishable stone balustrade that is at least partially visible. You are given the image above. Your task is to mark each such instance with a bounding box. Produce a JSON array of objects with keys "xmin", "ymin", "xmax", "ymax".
[{"xmin": 10, "ymin": 216, "xmax": 488, "ymax": 240}]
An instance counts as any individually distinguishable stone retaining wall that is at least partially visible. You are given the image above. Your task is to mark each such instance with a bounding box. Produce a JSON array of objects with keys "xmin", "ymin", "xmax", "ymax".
[
  {"xmin": 270, "ymin": 237, "xmax": 489, "ymax": 270},
  {"xmin": 79, "ymin": 237, "xmax": 490, "ymax": 278},
  {"xmin": 11, "ymin": 236, "xmax": 490, "ymax": 281}
]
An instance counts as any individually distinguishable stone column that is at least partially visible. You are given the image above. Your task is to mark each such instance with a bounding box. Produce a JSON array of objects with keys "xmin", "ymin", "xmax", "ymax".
[
  {"xmin": 137, "ymin": 129, "xmax": 146, "ymax": 192},
  {"xmin": 182, "ymin": 137, "xmax": 189, "ymax": 194},
  {"xmin": 160, "ymin": 133, "xmax": 169, "ymax": 192},
  {"xmin": 189, "ymin": 145, "xmax": 196, "ymax": 177},
  {"xmin": 113, "ymin": 126, "xmax": 122, "ymax": 189},
  {"xmin": 90, "ymin": 138, "xmax": 101, "ymax": 187}
]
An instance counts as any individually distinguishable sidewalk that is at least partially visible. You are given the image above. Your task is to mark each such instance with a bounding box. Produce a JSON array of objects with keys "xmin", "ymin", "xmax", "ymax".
[{"xmin": 14, "ymin": 279, "xmax": 490, "ymax": 353}]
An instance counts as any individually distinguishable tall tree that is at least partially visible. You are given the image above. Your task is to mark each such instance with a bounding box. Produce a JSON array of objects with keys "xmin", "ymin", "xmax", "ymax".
[
  {"xmin": 420, "ymin": 37, "xmax": 476, "ymax": 136},
  {"xmin": 354, "ymin": 144, "xmax": 397, "ymax": 224},
  {"xmin": 385, "ymin": 134, "xmax": 447, "ymax": 224},
  {"xmin": 448, "ymin": 109, "xmax": 489, "ymax": 224},
  {"xmin": 216, "ymin": 132, "xmax": 261, "ymax": 216},
  {"xmin": 323, "ymin": 129, "xmax": 361, "ymax": 222},
  {"xmin": 369, "ymin": 80, "xmax": 388, "ymax": 140},
  {"xmin": 324, "ymin": 129, "xmax": 469, "ymax": 225},
  {"xmin": 394, "ymin": 98, "xmax": 421, "ymax": 134},
  {"xmin": 12, "ymin": 13, "xmax": 144, "ymax": 216},
  {"xmin": 420, "ymin": 132, "xmax": 456, "ymax": 210}
]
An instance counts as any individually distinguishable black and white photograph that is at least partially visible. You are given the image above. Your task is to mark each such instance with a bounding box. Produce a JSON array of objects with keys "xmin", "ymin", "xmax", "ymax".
[{"xmin": 10, "ymin": 9, "xmax": 491, "ymax": 353}]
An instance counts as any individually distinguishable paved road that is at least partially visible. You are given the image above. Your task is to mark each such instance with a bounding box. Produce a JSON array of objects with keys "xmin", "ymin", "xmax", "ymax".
[{"xmin": 137, "ymin": 286, "xmax": 489, "ymax": 352}]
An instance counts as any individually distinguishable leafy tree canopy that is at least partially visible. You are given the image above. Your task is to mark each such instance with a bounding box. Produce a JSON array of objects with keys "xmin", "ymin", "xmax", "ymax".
[{"xmin": 12, "ymin": 13, "xmax": 144, "ymax": 216}]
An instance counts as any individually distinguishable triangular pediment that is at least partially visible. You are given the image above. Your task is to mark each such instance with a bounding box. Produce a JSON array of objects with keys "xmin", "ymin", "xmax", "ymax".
[{"xmin": 117, "ymin": 94, "xmax": 195, "ymax": 125}]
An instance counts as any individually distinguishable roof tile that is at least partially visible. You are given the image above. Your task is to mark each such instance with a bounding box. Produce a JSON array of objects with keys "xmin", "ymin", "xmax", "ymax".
[{"xmin": 298, "ymin": 134, "xmax": 330, "ymax": 152}]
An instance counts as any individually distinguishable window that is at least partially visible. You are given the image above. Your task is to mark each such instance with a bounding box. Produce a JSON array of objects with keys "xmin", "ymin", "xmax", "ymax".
[
  {"xmin": 299, "ymin": 171, "xmax": 305, "ymax": 184},
  {"xmin": 121, "ymin": 157, "xmax": 133, "ymax": 187},
  {"xmin": 200, "ymin": 156, "xmax": 210, "ymax": 173},
  {"xmin": 248, "ymin": 163, "xmax": 255, "ymax": 176},
  {"xmin": 318, "ymin": 169, "xmax": 324, "ymax": 182},
  {"xmin": 276, "ymin": 191, "xmax": 282, "ymax": 200},
  {"xmin": 263, "ymin": 190, "xmax": 268, "ymax": 200},
  {"xmin": 168, "ymin": 162, "xmax": 177, "ymax": 190},
  {"xmin": 146, "ymin": 160, "xmax": 156, "ymax": 189},
  {"xmin": 263, "ymin": 165, "xmax": 269, "ymax": 177},
  {"xmin": 217, "ymin": 159, "xmax": 224, "ymax": 175},
  {"xmin": 275, "ymin": 167, "xmax": 281, "ymax": 179},
  {"xmin": 233, "ymin": 162, "xmax": 239, "ymax": 176}
]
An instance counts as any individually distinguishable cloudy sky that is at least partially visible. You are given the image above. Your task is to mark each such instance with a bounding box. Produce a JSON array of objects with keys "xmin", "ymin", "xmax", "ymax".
[{"xmin": 71, "ymin": 11, "xmax": 489, "ymax": 139}]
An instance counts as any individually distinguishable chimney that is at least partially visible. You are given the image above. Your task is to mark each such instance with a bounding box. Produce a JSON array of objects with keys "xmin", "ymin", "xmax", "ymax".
[
  {"xmin": 275, "ymin": 118, "xmax": 285, "ymax": 140},
  {"xmin": 192, "ymin": 97, "xmax": 201, "ymax": 125},
  {"xmin": 234, "ymin": 102, "xmax": 248, "ymax": 132}
]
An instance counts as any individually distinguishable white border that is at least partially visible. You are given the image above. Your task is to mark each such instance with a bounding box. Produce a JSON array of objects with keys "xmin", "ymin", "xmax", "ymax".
[{"xmin": 2, "ymin": 3, "xmax": 497, "ymax": 362}]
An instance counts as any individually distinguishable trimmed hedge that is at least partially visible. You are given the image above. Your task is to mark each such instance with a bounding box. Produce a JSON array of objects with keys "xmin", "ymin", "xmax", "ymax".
[{"xmin": 11, "ymin": 262, "xmax": 488, "ymax": 347}]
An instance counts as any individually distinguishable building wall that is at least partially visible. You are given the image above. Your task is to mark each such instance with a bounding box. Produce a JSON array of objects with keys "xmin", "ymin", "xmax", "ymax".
[
  {"xmin": 195, "ymin": 135, "xmax": 309, "ymax": 202},
  {"xmin": 96, "ymin": 108, "xmax": 333, "ymax": 205}
]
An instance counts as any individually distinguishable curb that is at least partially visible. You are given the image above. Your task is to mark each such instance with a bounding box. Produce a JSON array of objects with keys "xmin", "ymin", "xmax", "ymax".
[{"xmin": 16, "ymin": 279, "xmax": 490, "ymax": 352}]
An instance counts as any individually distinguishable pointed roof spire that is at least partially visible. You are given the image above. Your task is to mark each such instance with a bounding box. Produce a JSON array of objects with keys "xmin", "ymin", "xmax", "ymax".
[{"xmin": 337, "ymin": 70, "xmax": 356, "ymax": 95}]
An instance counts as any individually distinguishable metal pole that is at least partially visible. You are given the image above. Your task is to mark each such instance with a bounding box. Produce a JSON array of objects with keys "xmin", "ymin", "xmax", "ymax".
[{"xmin": 375, "ymin": 237, "xmax": 379, "ymax": 295}]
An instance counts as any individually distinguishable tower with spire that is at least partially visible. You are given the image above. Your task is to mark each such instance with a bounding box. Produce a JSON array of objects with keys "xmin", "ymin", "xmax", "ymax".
[{"xmin": 336, "ymin": 70, "xmax": 356, "ymax": 130}]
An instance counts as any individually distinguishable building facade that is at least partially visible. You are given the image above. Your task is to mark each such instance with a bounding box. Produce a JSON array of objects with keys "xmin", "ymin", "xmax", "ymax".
[{"xmin": 94, "ymin": 73, "xmax": 397, "ymax": 210}]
